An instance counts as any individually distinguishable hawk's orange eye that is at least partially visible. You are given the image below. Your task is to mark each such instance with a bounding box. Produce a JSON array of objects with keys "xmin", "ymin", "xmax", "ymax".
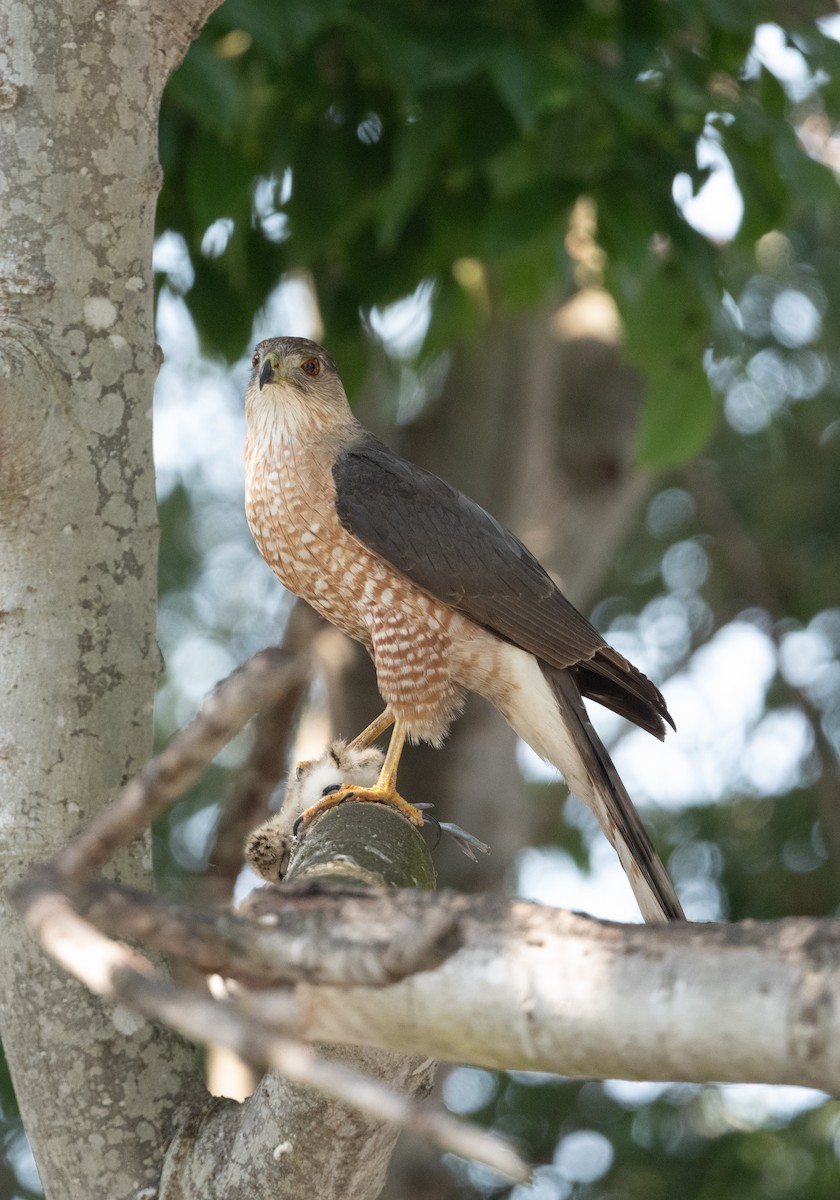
[
  {"xmin": 301, "ymin": 357, "xmax": 320, "ymax": 377},
  {"xmin": 251, "ymin": 351, "xmax": 260, "ymax": 369}
]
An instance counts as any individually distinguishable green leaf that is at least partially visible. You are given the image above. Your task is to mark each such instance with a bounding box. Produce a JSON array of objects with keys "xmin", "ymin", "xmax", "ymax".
[
  {"xmin": 636, "ymin": 364, "xmax": 717, "ymax": 470},
  {"xmin": 377, "ymin": 107, "xmax": 450, "ymax": 250},
  {"xmin": 613, "ymin": 255, "xmax": 718, "ymax": 468},
  {"xmin": 164, "ymin": 40, "xmax": 245, "ymax": 137},
  {"xmin": 488, "ymin": 43, "xmax": 576, "ymax": 130},
  {"xmin": 482, "ymin": 179, "xmax": 572, "ymax": 257},
  {"xmin": 185, "ymin": 136, "xmax": 254, "ymax": 232}
]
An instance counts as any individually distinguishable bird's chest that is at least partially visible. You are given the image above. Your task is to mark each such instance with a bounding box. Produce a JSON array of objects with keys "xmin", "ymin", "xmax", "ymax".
[
  {"xmin": 244, "ymin": 436, "xmax": 380, "ymax": 641},
  {"xmin": 244, "ymin": 431, "xmax": 468, "ymax": 740}
]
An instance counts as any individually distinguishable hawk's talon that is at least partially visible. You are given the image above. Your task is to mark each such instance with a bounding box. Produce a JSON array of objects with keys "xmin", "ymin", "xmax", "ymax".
[
  {"xmin": 297, "ymin": 782, "xmax": 424, "ymax": 829},
  {"xmin": 291, "ymin": 784, "xmax": 344, "ymax": 838},
  {"xmin": 421, "ymin": 810, "xmax": 443, "ymax": 850}
]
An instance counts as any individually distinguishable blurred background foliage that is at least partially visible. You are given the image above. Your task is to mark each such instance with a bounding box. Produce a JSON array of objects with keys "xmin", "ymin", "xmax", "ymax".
[{"xmin": 6, "ymin": 0, "xmax": 840, "ymax": 1196}]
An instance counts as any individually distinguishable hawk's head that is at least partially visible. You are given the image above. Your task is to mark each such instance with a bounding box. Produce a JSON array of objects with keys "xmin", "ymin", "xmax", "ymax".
[
  {"xmin": 246, "ymin": 336, "xmax": 350, "ymax": 438},
  {"xmin": 251, "ymin": 337, "xmax": 339, "ymax": 393}
]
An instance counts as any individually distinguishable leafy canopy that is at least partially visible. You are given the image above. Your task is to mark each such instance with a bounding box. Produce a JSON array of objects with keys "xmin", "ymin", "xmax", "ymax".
[{"xmin": 159, "ymin": 1, "xmax": 838, "ymax": 459}]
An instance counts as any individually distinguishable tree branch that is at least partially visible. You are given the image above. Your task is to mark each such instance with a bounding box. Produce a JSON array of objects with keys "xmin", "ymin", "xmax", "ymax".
[
  {"xmin": 39, "ymin": 835, "xmax": 840, "ymax": 1097},
  {"xmin": 76, "ymin": 865, "xmax": 460, "ymax": 989},
  {"xmin": 240, "ymin": 898, "xmax": 840, "ymax": 1093}
]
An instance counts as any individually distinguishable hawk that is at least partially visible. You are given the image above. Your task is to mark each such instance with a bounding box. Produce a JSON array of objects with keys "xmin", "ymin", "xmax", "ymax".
[{"xmin": 244, "ymin": 336, "xmax": 684, "ymax": 923}]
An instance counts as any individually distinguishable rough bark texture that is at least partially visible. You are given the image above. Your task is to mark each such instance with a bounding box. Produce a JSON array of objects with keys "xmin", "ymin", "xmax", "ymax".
[
  {"xmin": 247, "ymin": 898, "xmax": 840, "ymax": 1094},
  {"xmin": 0, "ymin": 1, "xmax": 221, "ymax": 1195},
  {"xmin": 161, "ymin": 1049, "xmax": 437, "ymax": 1200}
]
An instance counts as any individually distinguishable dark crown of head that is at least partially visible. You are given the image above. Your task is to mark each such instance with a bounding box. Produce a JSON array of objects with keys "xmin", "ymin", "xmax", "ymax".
[{"xmin": 256, "ymin": 336, "xmax": 338, "ymax": 375}]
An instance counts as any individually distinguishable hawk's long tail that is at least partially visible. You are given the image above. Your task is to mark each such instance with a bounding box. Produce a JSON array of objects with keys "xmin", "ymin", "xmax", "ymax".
[{"xmin": 498, "ymin": 646, "xmax": 684, "ymax": 923}]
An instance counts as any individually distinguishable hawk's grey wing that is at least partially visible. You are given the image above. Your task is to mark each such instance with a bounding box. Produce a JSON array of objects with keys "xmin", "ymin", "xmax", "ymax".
[{"xmin": 332, "ymin": 433, "xmax": 673, "ymax": 738}]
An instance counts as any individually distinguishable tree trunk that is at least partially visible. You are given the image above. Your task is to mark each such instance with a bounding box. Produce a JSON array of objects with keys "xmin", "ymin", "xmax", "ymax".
[{"xmin": 0, "ymin": 1, "xmax": 219, "ymax": 1194}]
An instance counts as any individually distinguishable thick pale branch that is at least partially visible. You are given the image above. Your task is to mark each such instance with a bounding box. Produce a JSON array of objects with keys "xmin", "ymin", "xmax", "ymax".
[
  {"xmin": 240, "ymin": 897, "xmax": 840, "ymax": 1094},
  {"xmin": 50, "ymin": 842, "xmax": 840, "ymax": 1098},
  {"xmin": 19, "ymin": 637, "xmax": 839, "ymax": 1195}
]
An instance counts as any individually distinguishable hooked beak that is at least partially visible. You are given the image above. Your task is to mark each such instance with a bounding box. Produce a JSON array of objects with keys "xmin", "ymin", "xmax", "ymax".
[{"xmin": 258, "ymin": 355, "xmax": 278, "ymax": 390}]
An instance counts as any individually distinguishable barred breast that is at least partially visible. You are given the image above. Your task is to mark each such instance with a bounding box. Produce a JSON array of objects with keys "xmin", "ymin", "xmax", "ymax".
[{"xmin": 244, "ymin": 433, "xmax": 466, "ymax": 742}]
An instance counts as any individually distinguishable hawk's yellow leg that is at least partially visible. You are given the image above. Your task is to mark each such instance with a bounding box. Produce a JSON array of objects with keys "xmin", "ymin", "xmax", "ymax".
[
  {"xmin": 292, "ymin": 708, "xmax": 393, "ymax": 780},
  {"xmin": 297, "ymin": 718, "xmax": 424, "ymax": 827},
  {"xmin": 348, "ymin": 708, "xmax": 395, "ymax": 749}
]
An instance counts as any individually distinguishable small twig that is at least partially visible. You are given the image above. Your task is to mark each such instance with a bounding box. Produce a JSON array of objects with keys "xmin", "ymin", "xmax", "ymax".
[
  {"xmin": 200, "ymin": 681, "xmax": 304, "ymax": 903},
  {"xmin": 201, "ymin": 603, "xmax": 322, "ymax": 907},
  {"xmin": 52, "ymin": 648, "xmax": 304, "ymax": 889},
  {"xmin": 16, "ymin": 874, "xmax": 529, "ymax": 1185}
]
